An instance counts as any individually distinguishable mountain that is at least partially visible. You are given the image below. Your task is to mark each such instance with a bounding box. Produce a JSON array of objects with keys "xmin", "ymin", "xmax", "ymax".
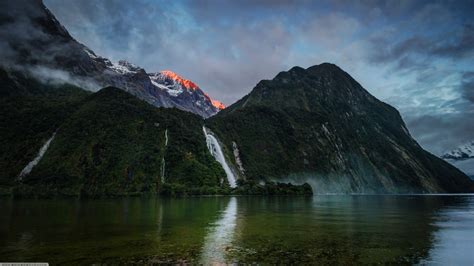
[
  {"xmin": 207, "ymin": 63, "xmax": 474, "ymax": 193},
  {"xmin": 3, "ymin": 81, "xmax": 227, "ymax": 196},
  {"xmin": 0, "ymin": 0, "xmax": 223, "ymax": 117},
  {"xmin": 2, "ymin": 1, "xmax": 472, "ymax": 195},
  {"xmin": 442, "ymin": 141, "xmax": 474, "ymax": 160},
  {"xmin": 1, "ymin": 66, "xmax": 308, "ymax": 196},
  {"xmin": 18, "ymin": 87, "xmax": 228, "ymax": 196},
  {"xmin": 441, "ymin": 141, "xmax": 474, "ymax": 181}
]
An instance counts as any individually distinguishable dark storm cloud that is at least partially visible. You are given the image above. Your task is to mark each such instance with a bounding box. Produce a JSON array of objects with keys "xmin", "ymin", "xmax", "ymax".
[
  {"xmin": 369, "ymin": 24, "xmax": 474, "ymax": 66},
  {"xmin": 35, "ymin": 0, "xmax": 474, "ymax": 160},
  {"xmin": 431, "ymin": 24, "xmax": 474, "ymax": 58}
]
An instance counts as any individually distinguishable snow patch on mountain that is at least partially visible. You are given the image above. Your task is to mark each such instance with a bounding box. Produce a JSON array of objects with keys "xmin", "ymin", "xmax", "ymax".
[
  {"xmin": 442, "ymin": 141, "xmax": 474, "ymax": 160},
  {"xmin": 148, "ymin": 72, "xmax": 184, "ymax": 97},
  {"xmin": 109, "ymin": 60, "xmax": 142, "ymax": 74}
]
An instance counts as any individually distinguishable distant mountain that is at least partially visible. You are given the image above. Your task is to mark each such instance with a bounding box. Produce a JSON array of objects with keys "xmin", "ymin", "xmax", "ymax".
[
  {"xmin": 442, "ymin": 141, "xmax": 474, "ymax": 160},
  {"xmin": 0, "ymin": 0, "xmax": 223, "ymax": 117},
  {"xmin": 208, "ymin": 63, "xmax": 474, "ymax": 193}
]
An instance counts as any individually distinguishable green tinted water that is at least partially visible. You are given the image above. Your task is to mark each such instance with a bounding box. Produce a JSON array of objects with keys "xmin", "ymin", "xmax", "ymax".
[{"xmin": 1, "ymin": 195, "xmax": 473, "ymax": 264}]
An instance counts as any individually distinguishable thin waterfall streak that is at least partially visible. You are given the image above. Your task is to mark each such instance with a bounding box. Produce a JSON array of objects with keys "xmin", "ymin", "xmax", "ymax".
[
  {"xmin": 161, "ymin": 129, "xmax": 168, "ymax": 183},
  {"xmin": 18, "ymin": 132, "xmax": 56, "ymax": 180},
  {"xmin": 161, "ymin": 159, "xmax": 165, "ymax": 184}
]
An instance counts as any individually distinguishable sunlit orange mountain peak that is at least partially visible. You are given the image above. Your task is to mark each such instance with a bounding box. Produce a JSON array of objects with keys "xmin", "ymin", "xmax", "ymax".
[
  {"xmin": 211, "ymin": 99, "xmax": 226, "ymax": 110},
  {"xmin": 158, "ymin": 70, "xmax": 225, "ymax": 110},
  {"xmin": 160, "ymin": 70, "xmax": 199, "ymax": 90}
]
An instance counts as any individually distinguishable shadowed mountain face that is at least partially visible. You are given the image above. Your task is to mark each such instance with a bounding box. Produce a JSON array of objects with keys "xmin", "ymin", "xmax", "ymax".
[
  {"xmin": 208, "ymin": 63, "xmax": 474, "ymax": 193},
  {"xmin": 0, "ymin": 0, "xmax": 222, "ymax": 117}
]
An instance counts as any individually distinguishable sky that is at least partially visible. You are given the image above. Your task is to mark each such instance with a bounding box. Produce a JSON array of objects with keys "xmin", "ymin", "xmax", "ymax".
[{"xmin": 43, "ymin": 0, "xmax": 474, "ymax": 156}]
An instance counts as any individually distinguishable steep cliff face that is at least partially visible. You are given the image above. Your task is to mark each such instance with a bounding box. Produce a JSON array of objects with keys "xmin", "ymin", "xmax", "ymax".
[
  {"xmin": 208, "ymin": 63, "xmax": 474, "ymax": 193},
  {"xmin": 0, "ymin": 0, "xmax": 223, "ymax": 117}
]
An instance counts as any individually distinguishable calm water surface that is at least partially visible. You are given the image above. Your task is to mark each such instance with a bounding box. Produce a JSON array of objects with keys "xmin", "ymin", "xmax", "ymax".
[{"xmin": 0, "ymin": 195, "xmax": 473, "ymax": 264}]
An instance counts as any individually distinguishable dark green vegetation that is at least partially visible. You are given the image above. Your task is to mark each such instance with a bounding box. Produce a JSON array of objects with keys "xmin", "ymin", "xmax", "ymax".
[
  {"xmin": 233, "ymin": 180, "xmax": 313, "ymax": 195},
  {"xmin": 1, "ymin": 195, "xmax": 473, "ymax": 264},
  {"xmin": 14, "ymin": 86, "xmax": 226, "ymax": 197},
  {"xmin": 208, "ymin": 63, "xmax": 474, "ymax": 193},
  {"xmin": 0, "ymin": 69, "xmax": 90, "ymax": 194}
]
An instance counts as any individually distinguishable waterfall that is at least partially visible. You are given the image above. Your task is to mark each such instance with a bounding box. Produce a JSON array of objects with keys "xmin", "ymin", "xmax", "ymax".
[
  {"xmin": 18, "ymin": 132, "xmax": 56, "ymax": 180},
  {"xmin": 200, "ymin": 197, "xmax": 238, "ymax": 264},
  {"xmin": 161, "ymin": 129, "xmax": 168, "ymax": 183},
  {"xmin": 203, "ymin": 126, "xmax": 237, "ymax": 188}
]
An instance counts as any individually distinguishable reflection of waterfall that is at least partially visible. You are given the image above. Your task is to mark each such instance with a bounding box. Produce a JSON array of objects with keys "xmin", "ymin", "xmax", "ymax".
[
  {"xmin": 203, "ymin": 126, "xmax": 237, "ymax": 188},
  {"xmin": 161, "ymin": 129, "xmax": 168, "ymax": 183},
  {"xmin": 156, "ymin": 199, "xmax": 164, "ymax": 241},
  {"xmin": 200, "ymin": 197, "xmax": 238, "ymax": 264},
  {"xmin": 18, "ymin": 133, "xmax": 56, "ymax": 180}
]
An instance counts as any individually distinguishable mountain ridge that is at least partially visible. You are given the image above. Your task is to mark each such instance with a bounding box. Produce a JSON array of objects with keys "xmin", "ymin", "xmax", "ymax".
[{"xmin": 208, "ymin": 63, "xmax": 474, "ymax": 193}]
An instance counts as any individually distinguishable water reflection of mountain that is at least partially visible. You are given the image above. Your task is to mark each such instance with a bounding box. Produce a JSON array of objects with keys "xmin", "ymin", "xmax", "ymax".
[
  {"xmin": 228, "ymin": 195, "xmax": 474, "ymax": 264},
  {"xmin": 0, "ymin": 196, "xmax": 473, "ymax": 264}
]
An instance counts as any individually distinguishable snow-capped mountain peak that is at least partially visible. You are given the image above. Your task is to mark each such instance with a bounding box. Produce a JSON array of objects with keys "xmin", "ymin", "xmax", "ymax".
[
  {"xmin": 159, "ymin": 70, "xmax": 199, "ymax": 90},
  {"xmin": 148, "ymin": 71, "xmax": 184, "ymax": 97},
  {"xmin": 147, "ymin": 70, "xmax": 226, "ymax": 111},
  {"xmin": 109, "ymin": 60, "xmax": 143, "ymax": 74},
  {"xmin": 442, "ymin": 141, "xmax": 474, "ymax": 160}
]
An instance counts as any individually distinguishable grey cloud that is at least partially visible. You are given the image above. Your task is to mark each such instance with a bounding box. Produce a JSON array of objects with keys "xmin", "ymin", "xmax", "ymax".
[
  {"xmin": 27, "ymin": 0, "xmax": 474, "ymax": 156},
  {"xmin": 431, "ymin": 24, "xmax": 474, "ymax": 58},
  {"xmin": 461, "ymin": 71, "xmax": 474, "ymax": 103},
  {"xmin": 25, "ymin": 65, "xmax": 100, "ymax": 91},
  {"xmin": 45, "ymin": 0, "xmax": 296, "ymax": 104},
  {"xmin": 406, "ymin": 113, "xmax": 474, "ymax": 155},
  {"xmin": 0, "ymin": 0, "xmax": 80, "ymax": 68},
  {"xmin": 369, "ymin": 24, "xmax": 474, "ymax": 69}
]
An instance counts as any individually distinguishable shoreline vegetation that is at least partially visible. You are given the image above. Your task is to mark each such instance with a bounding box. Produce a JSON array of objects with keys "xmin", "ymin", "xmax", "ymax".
[{"xmin": 1, "ymin": 181, "xmax": 313, "ymax": 198}]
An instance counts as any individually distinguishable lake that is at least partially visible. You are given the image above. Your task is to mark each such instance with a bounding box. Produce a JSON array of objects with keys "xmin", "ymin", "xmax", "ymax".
[{"xmin": 1, "ymin": 195, "xmax": 473, "ymax": 264}]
